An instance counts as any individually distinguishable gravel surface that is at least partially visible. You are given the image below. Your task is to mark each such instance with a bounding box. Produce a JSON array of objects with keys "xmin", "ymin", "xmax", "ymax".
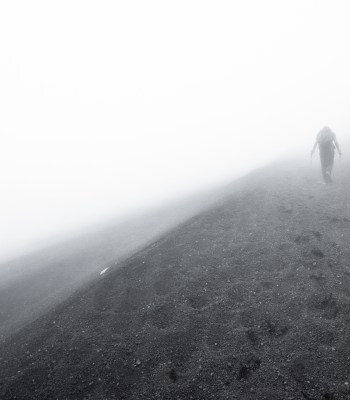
[{"xmin": 1, "ymin": 160, "xmax": 350, "ymax": 399}]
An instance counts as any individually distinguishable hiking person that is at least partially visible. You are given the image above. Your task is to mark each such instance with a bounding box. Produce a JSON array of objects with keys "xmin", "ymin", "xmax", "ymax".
[{"xmin": 311, "ymin": 126, "xmax": 341, "ymax": 183}]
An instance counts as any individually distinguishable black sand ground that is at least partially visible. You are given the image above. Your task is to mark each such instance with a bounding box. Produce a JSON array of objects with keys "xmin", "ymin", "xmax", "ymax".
[
  {"xmin": 0, "ymin": 194, "xmax": 214, "ymax": 341},
  {"xmin": 1, "ymin": 160, "xmax": 350, "ymax": 399}
]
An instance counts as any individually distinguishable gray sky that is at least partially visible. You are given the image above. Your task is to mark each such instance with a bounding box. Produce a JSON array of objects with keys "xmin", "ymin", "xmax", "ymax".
[{"xmin": 1, "ymin": 0, "xmax": 350, "ymax": 262}]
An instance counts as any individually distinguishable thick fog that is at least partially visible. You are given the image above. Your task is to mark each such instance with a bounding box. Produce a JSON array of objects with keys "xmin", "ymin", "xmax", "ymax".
[{"xmin": 1, "ymin": 0, "xmax": 350, "ymax": 262}]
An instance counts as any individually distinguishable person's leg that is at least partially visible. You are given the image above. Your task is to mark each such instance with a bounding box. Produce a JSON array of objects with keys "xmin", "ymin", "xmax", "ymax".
[
  {"xmin": 325, "ymin": 149, "xmax": 335, "ymax": 181},
  {"xmin": 319, "ymin": 149, "xmax": 329, "ymax": 182},
  {"xmin": 328, "ymin": 149, "xmax": 335, "ymax": 173}
]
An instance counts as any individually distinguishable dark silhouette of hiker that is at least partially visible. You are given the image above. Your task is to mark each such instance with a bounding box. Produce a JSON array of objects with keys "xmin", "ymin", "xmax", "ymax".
[{"xmin": 311, "ymin": 126, "xmax": 341, "ymax": 183}]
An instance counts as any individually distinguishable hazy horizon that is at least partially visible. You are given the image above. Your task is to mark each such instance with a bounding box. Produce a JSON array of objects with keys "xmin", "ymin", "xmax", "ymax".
[{"xmin": 1, "ymin": 0, "xmax": 350, "ymax": 263}]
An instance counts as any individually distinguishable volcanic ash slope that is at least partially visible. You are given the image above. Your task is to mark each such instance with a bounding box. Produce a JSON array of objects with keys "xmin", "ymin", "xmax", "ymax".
[{"xmin": 1, "ymin": 162, "xmax": 350, "ymax": 399}]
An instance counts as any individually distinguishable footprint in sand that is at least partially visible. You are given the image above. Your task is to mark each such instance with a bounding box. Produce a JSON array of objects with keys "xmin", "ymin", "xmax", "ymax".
[
  {"xmin": 168, "ymin": 368, "xmax": 178, "ymax": 382},
  {"xmin": 187, "ymin": 294, "xmax": 208, "ymax": 310},
  {"xmin": 307, "ymin": 293, "xmax": 339, "ymax": 319},
  {"xmin": 237, "ymin": 357, "xmax": 261, "ymax": 381},
  {"xmin": 309, "ymin": 273, "xmax": 327, "ymax": 286},
  {"xmin": 278, "ymin": 205, "xmax": 294, "ymax": 214},
  {"xmin": 294, "ymin": 231, "xmax": 322, "ymax": 244},
  {"xmin": 290, "ymin": 357, "xmax": 306, "ymax": 383},
  {"xmin": 312, "ymin": 230, "xmax": 322, "ymax": 240},
  {"xmin": 323, "ymin": 392, "xmax": 336, "ymax": 400},
  {"xmin": 246, "ymin": 329, "xmax": 259, "ymax": 346},
  {"xmin": 310, "ymin": 248, "xmax": 325, "ymax": 258},
  {"xmin": 329, "ymin": 216, "xmax": 350, "ymax": 223},
  {"xmin": 260, "ymin": 280, "xmax": 273, "ymax": 290},
  {"xmin": 265, "ymin": 318, "xmax": 289, "ymax": 337},
  {"xmin": 319, "ymin": 294, "xmax": 339, "ymax": 319}
]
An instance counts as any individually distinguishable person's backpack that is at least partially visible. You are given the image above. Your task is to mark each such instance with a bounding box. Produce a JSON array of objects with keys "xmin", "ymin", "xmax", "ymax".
[{"xmin": 318, "ymin": 129, "xmax": 334, "ymax": 147}]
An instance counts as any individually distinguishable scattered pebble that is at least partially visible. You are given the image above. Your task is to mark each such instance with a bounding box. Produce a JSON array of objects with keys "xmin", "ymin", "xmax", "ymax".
[{"xmin": 100, "ymin": 267, "xmax": 109, "ymax": 276}]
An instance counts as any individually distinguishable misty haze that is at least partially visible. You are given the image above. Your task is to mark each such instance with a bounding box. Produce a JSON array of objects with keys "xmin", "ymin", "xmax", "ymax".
[{"xmin": 1, "ymin": 1, "xmax": 350, "ymax": 399}]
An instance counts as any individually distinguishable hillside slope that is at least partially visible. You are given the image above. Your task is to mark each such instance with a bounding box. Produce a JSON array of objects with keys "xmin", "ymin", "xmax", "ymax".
[
  {"xmin": 0, "ymin": 192, "xmax": 216, "ymax": 341},
  {"xmin": 1, "ymin": 160, "xmax": 350, "ymax": 399}
]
